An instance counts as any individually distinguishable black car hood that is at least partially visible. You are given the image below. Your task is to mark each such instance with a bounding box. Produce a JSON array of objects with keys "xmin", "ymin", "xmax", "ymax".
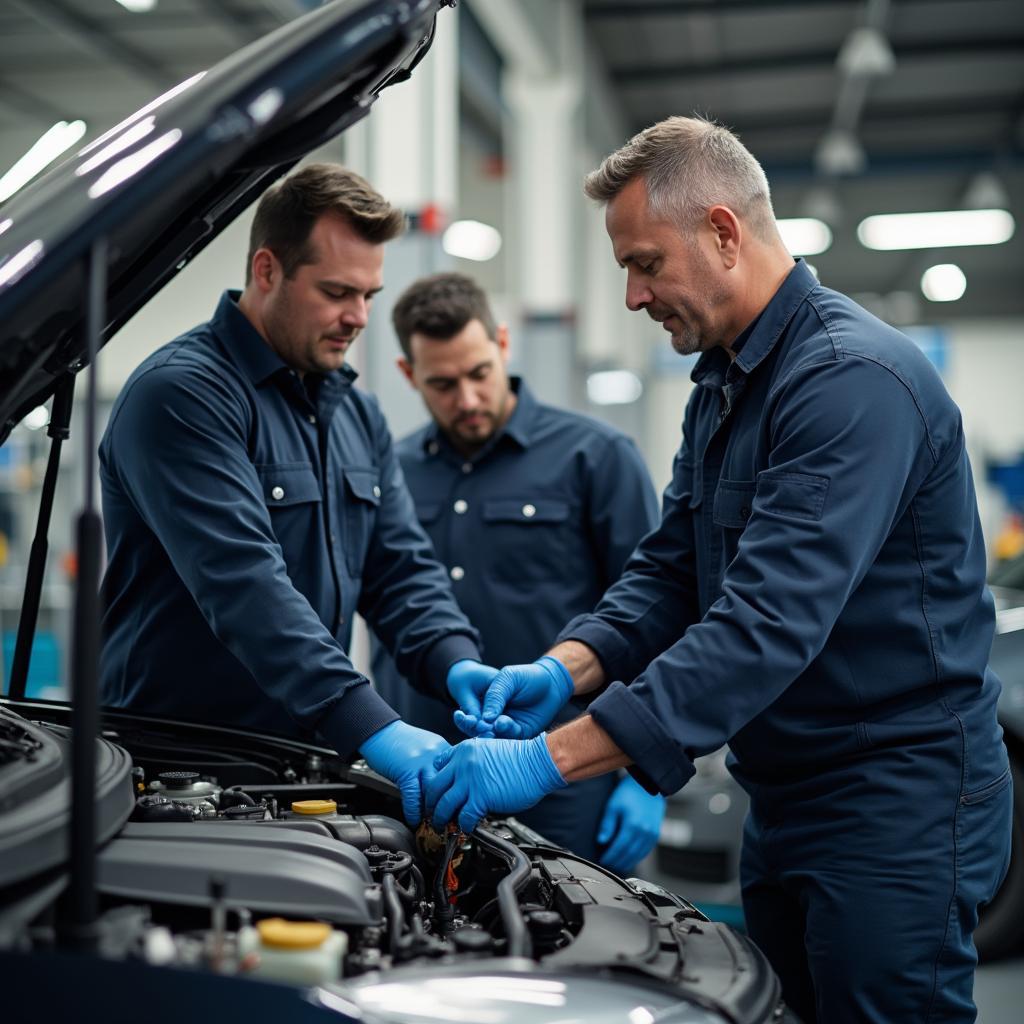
[{"xmin": 0, "ymin": 0, "xmax": 449, "ymax": 445}]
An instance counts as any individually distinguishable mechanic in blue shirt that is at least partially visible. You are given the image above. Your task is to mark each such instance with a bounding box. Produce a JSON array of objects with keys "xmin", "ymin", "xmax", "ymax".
[
  {"xmin": 370, "ymin": 272, "xmax": 665, "ymax": 873},
  {"xmin": 426, "ymin": 118, "xmax": 1012, "ymax": 1023},
  {"xmin": 99, "ymin": 164, "xmax": 502, "ymax": 824}
]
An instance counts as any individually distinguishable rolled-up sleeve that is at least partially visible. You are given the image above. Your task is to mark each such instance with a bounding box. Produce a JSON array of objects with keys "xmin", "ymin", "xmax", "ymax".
[
  {"xmin": 588, "ymin": 355, "xmax": 937, "ymax": 793},
  {"xmin": 106, "ymin": 363, "xmax": 398, "ymax": 756}
]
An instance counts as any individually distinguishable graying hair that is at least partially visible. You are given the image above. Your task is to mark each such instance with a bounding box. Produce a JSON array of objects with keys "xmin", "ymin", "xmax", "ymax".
[{"xmin": 584, "ymin": 115, "xmax": 777, "ymax": 241}]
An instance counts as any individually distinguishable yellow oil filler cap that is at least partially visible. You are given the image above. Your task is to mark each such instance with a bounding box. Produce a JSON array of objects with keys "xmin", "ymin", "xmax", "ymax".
[
  {"xmin": 256, "ymin": 918, "xmax": 332, "ymax": 950},
  {"xmin": 290, "ymin": 799, "xmax": 337, "ymax": 815}
]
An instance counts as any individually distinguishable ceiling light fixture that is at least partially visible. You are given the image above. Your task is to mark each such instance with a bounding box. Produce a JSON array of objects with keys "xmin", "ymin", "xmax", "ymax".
[
  {"xmin": 0, "ymin": 120, "xmax": 88, "ymax": 203},
  {"xmin": 441, "ymin": 220, "xmax": 502, "ymax": 262},
  {"xmin": 586, "ymin": 370, "xmax": 643, "ymax": 406},
  {"xmin": 921, "ymin": 264, "xmax": 967, "ymax": 302},
  {"xmin": 836, "ymin": 27, "xmax": 895, "ymax": 77},
  {"xmin": 858, "ymin": 209, "xmax": 1015, "ymax": 250},
  {"xmin": 814, "ymin": 130, "xmax": 866, "ymax": 176},
  {"xmin": 114, "ymin": 0, "xmax": 158, "ymax": 12},
  {"xmin": 776, "ymin": 218, "xmax": 833, "ymax": 256}
]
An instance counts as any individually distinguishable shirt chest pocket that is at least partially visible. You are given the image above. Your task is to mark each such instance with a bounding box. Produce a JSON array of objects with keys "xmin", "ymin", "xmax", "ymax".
[
  {"xmin": 712, "ymin": 479, "xmax": 756, "ymax": 529},
  {"xmin": 257, "ymin": 462, "xmax": 323, "ymax": 560},
  {"xmin": 482, "ymin": 498, "xmax": 572, "ymax": 583},
  {"xmin": 258, "ymin": 462, "xmax": 322, "ymax": 509},
  {"xmin": 342, "ymin": 466, "xmax": 381, "ymax": 576}
]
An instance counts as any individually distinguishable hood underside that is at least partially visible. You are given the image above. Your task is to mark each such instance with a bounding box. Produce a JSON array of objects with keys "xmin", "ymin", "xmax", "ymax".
[{"xmin": 0, "ymin": 0, "xmax": 447, "ymax": 444}]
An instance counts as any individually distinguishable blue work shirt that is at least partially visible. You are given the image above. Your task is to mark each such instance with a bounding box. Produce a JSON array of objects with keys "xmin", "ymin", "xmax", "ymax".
[
  {"xmin": 371, "ymin": 379, "xmax": 659, "ymax": 857},
  {"xmin": 562, "ymin": 260, "xmax": 1006, "ymax": 800},
  {"xmin": 100, "ymin": 291, "xmax": 480, "ymax": 756},
  {"xmin": 372, "ymin": 379, "xmax": 659, "ymax": 734}
]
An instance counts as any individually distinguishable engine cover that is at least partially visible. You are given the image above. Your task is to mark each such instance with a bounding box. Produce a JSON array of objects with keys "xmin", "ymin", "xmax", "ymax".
[{"xmin": 97, "ymin": 822, "xmax": 377, "ymax": 925}]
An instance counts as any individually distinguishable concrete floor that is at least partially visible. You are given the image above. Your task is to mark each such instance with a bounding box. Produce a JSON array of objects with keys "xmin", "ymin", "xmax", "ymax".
[{"xmin": 975, "ymin": 957, "xmax": 1024, "ymax": 1024}]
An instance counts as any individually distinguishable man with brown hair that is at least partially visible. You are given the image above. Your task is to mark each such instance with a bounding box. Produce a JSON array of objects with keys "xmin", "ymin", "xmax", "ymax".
[
  {"xmin": 427, "ymin": 119, "xmax": 1012, "ymax": 1022},
  {"xmin": 371, "ymin": 272, "xmax": 665, "ymax": 873},
  {"xmin": 100, "ymin": 164, "xmax": 498, "ymax": 823}
]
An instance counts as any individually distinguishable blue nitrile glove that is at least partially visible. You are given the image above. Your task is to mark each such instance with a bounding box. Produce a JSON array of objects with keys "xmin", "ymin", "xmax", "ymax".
[
  {"xmin": 359, "ymin": 721, "xmax": 451, "ymax": 826},
  {"xmin": 447, "ymin": 659, "xmax": 500, "ymax": 737},
  {"xmin": 596, "ymin": 775, "xmax": 667, "ymax": 876},
  {"xmin": 424, "ymin": 734, "xmax": 567, "ymax": 834},
  {"xmin": 460, "ymin": 656, "xmax": 574, "ymax": 739}
]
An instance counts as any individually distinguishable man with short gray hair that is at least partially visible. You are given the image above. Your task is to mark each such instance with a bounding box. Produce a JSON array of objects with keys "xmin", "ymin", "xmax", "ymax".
[{"xmin": 429, "ymin": 117, "xmax": 1012, "ymax": 1023}]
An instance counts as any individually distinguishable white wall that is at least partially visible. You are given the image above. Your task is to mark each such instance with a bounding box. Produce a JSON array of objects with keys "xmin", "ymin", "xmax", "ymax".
[{"xmin": 944, "ymin": 319, "xmax": 1024, "ymax": 551}]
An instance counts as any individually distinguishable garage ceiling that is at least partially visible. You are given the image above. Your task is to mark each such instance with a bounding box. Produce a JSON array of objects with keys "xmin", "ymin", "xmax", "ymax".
[
  {"xmin": 583, "ymin": 0, "xmax": 1024, "ymax": 321},
  {"xmin": 0, "ymin": 0, "xmax": 1022, "ymax": 322}
]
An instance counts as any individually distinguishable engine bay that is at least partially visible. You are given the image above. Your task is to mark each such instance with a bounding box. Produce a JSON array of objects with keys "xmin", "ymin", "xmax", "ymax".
[{"xmin": 0, "ymin": 704, "xmax": 789, "ymax": 1023}]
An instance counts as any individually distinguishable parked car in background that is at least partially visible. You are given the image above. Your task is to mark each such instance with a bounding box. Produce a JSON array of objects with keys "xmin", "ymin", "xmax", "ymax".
[
  {"xmin": 651, "ymin": 552, "xmax": 1024, "ymax": 961},
  {"xmin": 0, "ymin": 3, "xmax": 800, "ymax": 1021}
]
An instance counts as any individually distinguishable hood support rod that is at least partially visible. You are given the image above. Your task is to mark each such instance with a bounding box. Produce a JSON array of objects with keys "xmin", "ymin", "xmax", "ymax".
[
  {"xmin": 64, "ymin": 237, "xmax": 106, "ymax": 951},
  {"xmin": 7, "ymin": 374, "xmax": 75, "ymax": 703}
]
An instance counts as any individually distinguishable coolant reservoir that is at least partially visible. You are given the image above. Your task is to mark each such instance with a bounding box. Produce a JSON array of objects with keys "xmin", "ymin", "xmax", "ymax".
[{"xmin": 238, "ymin": 917, "xmax": 347, "ymax": 984}]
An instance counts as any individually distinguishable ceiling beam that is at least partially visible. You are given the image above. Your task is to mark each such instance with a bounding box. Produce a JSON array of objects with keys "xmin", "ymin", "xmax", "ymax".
[
  {"xmin": 0, "ymin": 77, "xmax": 69, "ymax": 125},
  {"xmin": 8, "ymin": 0, "xmax": 174, "ymax": 91},
  {"xmin": 585, "ymin": 0, "xmax": 967, "ymax": 15},
  {"xmin": 609, "ymin": 36, "xmax": 1024, "ymax": 84},
  {"xmin": 196, "ymin": 0, "xmax": 274, "ymax": 46}
]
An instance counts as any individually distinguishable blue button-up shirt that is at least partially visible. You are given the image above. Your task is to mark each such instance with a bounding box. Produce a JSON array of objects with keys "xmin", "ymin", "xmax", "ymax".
[
  {"xmin": 562, "ymin": 261, "xmax": 1005, "ymax": 798},
  {"xmin": 372, "ymin": 379, "xmax": 659, "ymax": 737},
  {"xmin": 99, "ymin": 291, "xmax": 480, "ymax": 755}
]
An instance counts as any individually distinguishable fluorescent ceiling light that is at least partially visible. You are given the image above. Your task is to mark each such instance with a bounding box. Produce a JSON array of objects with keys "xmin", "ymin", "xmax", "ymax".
[
  {"xmin": 442, "ymin": 220, "xmax": 502, "ymax": 262},
  {"xmin": 587, "ymin": 370, "xmax": 643, "ymax": 406},
  {"xmin": 114, "ymin": 0, "xmax": 158, "ymax": 11},
  {"xmin": 22, "ymin": 406, "xmax": 50, "ymax": 431},
  {"xmin": 921, "ymin": 263, "xmax": 966, "ymax": 302},
  {"xmin": 858, "ymin": 209, "xmax": 1015, "ymax": 250},
  {"xmin": 0, "ymin": 120, "xmax": 88, "ymax": 203},
  {"xmin": 777, "ymin": 218, "xmax": 832, "ymax": 256}
]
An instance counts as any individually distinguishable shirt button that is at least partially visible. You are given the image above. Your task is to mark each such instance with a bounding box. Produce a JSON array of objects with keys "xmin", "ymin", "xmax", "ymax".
[
  {"xmin": 271, "ymin": 486, "xmax": 285, "ymax": 500},
  {"xmin": 308, "ymin": 414, "xmax": 316, "ymax": 425},
  {"xmin": 453, "ymin": 499, "xmax": 468, "ymax": 514},
  {"xmin": 450, "ymin": 565, "xmax": 465, "ymax": 581},
  {"xmin": 428, "ymin": 441, "xmax": 440, "ymax": 456},
  {"xmin": 461, "ymin": 462, "xmax": 473, "ymax": 474},
  {"xmin": 373, "ymin": 485, "xmax": 382, "ymax": 498},
  {"xmin": 522, "ymin": 503, "xmax": 537, "ymax": 518}
]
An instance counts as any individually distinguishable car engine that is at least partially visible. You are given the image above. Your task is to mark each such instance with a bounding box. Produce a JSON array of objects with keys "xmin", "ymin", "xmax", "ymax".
[{"xmin": 0, "ymin": 704, "xmax": 794, "ymax": 1023}]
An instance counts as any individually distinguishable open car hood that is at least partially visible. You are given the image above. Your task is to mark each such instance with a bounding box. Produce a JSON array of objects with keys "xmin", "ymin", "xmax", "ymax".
[{"xmin": 0, "ymin": 0, "xmax": 449, "ymax": 445}]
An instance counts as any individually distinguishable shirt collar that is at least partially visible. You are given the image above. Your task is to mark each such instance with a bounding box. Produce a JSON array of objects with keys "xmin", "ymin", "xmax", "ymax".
[
  {"xmin": 692, "ymin": 259, "xmax": 818, "ymax": 387},
  {"xmin": 211, "ymin": 289, "xmax": 359, "ymax": 391},
  {"xmin": 422, "ymin": 376, "xmax": 535, "ymax": 458}
]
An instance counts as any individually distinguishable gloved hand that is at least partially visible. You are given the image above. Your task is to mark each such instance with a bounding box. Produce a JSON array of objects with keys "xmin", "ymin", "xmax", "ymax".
[
  {"xmin": 596, "ymin": 775, "xmax": 667, "ymax": 876},
  {"xmin": 446, "ymin": 659, "xmax": 500, "ymax": 736},
  {"xmin": 358, "ymin": 721, "xmax": 451, "ymax": 826},
  {"xmin": 424, "ymin": 734, "xmax": 567, "ymax": 834},
  {"xmin": 457, "ymin": 655, "xmax": 574, "ymax": 739}
]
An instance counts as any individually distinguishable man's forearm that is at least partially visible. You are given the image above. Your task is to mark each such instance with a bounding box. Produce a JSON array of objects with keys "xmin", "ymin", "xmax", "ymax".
[
  {"xmin": 545, "ymin": 713, "xmax": 631, "ymax": 782},
  {"xmin": 546, "ymin": 639, "xmax": 606, "ymax": 696}
]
